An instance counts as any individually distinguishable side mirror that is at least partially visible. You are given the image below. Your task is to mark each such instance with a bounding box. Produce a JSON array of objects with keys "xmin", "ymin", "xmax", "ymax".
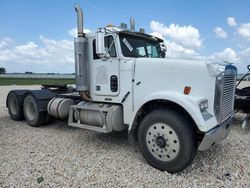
[
  {"xmin": 160, "ymin": 50, "xmax": 166, "ymax": 58},
  {"xmin": 96, "ymin": 32, "xmax": 109, "ymax": 59},
  {"xmin": 160, "ymin": 44, "xmax": 167, "ymax": 58}
]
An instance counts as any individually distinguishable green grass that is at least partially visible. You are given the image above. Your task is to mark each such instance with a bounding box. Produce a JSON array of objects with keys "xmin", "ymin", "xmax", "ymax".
[{"xmin": 0, "ymin": 77, "xmax": 75, "ymax": 85}]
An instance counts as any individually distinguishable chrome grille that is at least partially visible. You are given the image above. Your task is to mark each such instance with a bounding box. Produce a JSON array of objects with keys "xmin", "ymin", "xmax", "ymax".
[
  {"xmin": 221, "ymin": 72, "xmax": 236, "ymax": 121},
  {"xmin": 214, "ymin": 66, "xmax": 236, "ymax": 124}
]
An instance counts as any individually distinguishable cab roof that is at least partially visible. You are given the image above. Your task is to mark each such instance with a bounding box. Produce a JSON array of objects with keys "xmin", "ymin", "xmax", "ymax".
[
  {"xmin": 118, "ymin": 30, "xmax": 164, "ymax": 43},
  {"xmin": 85, "ymin": 26, "xmax": 164, "ymax": 43}
]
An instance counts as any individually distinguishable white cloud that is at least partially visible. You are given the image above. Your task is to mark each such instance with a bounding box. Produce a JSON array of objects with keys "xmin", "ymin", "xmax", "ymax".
[
  {"xmin": 227, "ymin": 17, "xmax": 237, "ymax": 27},
  {"xmin": 68, "ymin": 27, "xmax": 91, "ymax": 37},
  {"xmin": 214, "ymin": 27, "xmax": 227, "ymax": 39},
  {"xmin": 205, "ymin": 47, "xmax": 250, "ymax": 73},
  {"xmin": 0, "ymin": 37, "xmax": 15, "ymax": 49},
  {"xmin": 238, "ymin": 48, "xmax": 250, "ymax": 64},
  {"xmin": 1, "ymin": 20, "xmax": 250, "ymax": 74},
  {"xmin": 150, "ymin": 29, "xmax": 199, "ymax": 60},
  {"xmin": 234, "ymin": 48, "xmax": 250, "ymax": 73},
  {"xmin": 240, "ymin": 47, "xmax": 250, "ymax": 57},
  {"xmin": 145, "ymin": 30, "xmax": 249, "ymax": 73},
  {"xmin": 150, "ymin": 32, "xmax": 164, "ymax": 40},
  {"xmin": 150, "ymin": 20, "xmax": 202, "ymax": 49},
  {"xmin": 209, "ymin": 48, "xmax": 238, "ymax": 62},
  {"xmin": 0, "ymin": 36, "xmax": 74, "ymax": 73},
  {"xmin": 238, "ymin": 23, "xmax": 250, "ymax": 40},
  {"xmin": 164, "ymin": 41, "xmax": 199, "ymax": 59}
]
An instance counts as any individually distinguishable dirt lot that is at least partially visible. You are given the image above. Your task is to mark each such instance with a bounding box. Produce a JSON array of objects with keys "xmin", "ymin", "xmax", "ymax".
[{"xmin": 0, "ymin": 85, "xmax": 250, "ymax": 187}]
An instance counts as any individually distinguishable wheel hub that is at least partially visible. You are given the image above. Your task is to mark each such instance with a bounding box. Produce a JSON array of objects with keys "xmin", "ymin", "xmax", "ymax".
[
  {"xmin": 146, "ymin": 123, "xmax": 180, "ymax": 161},
  {"xmin": 155, "ymin": 136, "xmax": 166, "ymax": 148}
]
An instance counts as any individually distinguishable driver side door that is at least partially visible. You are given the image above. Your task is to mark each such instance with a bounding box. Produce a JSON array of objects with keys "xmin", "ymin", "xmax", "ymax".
[{"xmin": 92, "ymin": 35, "xmax": 120, "ymax": 96}]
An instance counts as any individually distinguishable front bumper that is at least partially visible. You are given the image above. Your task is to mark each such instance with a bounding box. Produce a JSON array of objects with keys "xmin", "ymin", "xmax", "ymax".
[{"xmin": 198, "ymin": 117, "xmax": 231, "ymax": 151}]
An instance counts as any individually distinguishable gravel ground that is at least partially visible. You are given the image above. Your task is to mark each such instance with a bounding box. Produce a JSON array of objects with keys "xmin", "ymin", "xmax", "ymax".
[{"xmin": 0, "ymin": 85, "xmax": 250, "ymax": 187}]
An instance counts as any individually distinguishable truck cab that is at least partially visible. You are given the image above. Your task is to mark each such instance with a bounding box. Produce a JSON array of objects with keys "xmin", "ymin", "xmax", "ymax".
[
  {"xmin": 6, "ymin": 5, "xmax": 237, "ymax": 173},
  {"xmin": 87, "ymin": 30, "xmax": 166, "ymax": 123}
]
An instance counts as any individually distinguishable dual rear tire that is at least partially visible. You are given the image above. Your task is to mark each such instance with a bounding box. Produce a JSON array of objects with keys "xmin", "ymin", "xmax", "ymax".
[
  {"xmin": 7, "ymin": 93, "xmax": 49, "ymax": 127},
  {"xmin": 23, "ymin": 95, "xmax": 50, "ymax": 127},
  {"xmin": 7, "ymin": 92, "xmax": 24, "ymax": 121}
]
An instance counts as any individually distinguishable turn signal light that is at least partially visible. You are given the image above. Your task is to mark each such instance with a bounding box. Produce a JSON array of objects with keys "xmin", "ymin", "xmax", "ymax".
[{"xmin": 184, "ymin": 86, "xmax": 191, "ymax": 95}]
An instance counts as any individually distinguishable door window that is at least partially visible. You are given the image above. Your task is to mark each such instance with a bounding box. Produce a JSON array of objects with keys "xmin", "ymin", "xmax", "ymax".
[{"xmin": 93, "ymin": 35, "xmax": 117, "ymax": 59}]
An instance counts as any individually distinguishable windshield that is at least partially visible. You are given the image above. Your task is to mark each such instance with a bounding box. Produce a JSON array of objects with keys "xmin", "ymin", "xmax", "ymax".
[{"xmin": 119, "ymin": 33, "xmax": 163, "ymax": 58}]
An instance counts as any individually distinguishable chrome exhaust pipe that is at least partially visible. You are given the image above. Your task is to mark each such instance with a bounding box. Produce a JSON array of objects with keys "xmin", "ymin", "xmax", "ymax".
[
  {"xmin": 130, "ymin": 17, "xmax": 135, "ymax": 31},
  {"xmin": 75, "ymin": 4, "xmax": 84, "ymax": 37},
  {"xmin": 74, "ymin": 5, "xmax": 89, "ymax": 94}
]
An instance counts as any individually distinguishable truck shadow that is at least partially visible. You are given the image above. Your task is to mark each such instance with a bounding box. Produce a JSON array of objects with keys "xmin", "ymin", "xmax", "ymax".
[{"xmin": 48, "ymin": 119, "xmax": 132, "ymax": 148}]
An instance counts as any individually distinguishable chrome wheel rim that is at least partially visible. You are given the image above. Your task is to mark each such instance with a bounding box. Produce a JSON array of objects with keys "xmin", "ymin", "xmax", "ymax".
[
  {"xmin": 26, "ymin": 100, "xmax": 36, "ymax": 121},
  {"xmin": 146, "ymin": 123, "xmax": 180, "ymax": 161}
]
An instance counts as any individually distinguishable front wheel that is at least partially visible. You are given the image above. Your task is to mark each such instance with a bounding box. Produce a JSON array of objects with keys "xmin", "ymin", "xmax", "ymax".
[{"xmin": 137, "ymin": 109, "xmax": 197, "ymax": 173}]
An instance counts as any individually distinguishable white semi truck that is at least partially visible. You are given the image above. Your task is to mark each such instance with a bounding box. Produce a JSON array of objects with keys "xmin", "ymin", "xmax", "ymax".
[{"xmin": 6, "ymin": 5, "xmax": 237, "ymax": 173}]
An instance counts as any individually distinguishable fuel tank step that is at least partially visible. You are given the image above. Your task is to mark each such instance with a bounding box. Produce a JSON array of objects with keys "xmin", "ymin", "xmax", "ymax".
[{"xmin": 68, "ymin": 102, "xmax": 124, "ymax": 133}]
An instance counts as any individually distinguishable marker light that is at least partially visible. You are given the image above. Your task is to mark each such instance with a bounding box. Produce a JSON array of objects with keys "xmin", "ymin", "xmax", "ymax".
[{"xmin": 184, "ymin": 86, "xmax": 191, "ymax": 95}]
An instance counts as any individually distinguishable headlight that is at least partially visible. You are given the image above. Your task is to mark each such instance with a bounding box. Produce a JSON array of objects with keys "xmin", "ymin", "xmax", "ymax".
[
  {"xmin": 199, "ymin": 99, "xmax": 208, "ymax": 112},
  {"xmin": 207, "ymin": 62, "xmax": 226, "ymax": 77}
]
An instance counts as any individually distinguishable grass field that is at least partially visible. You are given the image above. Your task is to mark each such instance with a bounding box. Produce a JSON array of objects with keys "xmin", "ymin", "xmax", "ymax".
[{"xmin": 0, "ymin": 77, "xmax": 75, "ymax": 85}]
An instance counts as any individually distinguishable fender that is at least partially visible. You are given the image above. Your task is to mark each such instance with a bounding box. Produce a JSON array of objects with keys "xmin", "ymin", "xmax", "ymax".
[
  {"xmin": 6, "ymin": 90, "xmax": 29, "ymax": 108},
  {"xmin": 129, "ymin": 91, "xmax": 218, "ymax": 133},
  {"xmin": 24, "ymin": 89, "xmax": 56, "ymax": 112},
  {"xmin": 6, "ymin": 89, "xmax": 56, "ymax": 112}
]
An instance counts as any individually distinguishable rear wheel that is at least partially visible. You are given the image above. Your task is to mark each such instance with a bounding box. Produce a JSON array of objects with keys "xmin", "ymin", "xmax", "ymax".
[
  {"xmin": 137, "ymin": 109, "xmax": 197, "ymax": 173},
  {"xmin": 23, "ymin": 95, "xmax": 49, "ymax": 127},
  {"xmin": 7, "ymin": 92, "xmax": 24, "ymax": 121}
]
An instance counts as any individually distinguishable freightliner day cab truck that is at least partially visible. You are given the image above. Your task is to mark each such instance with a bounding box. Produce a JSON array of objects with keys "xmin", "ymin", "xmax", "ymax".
[{"xmin": 6, "ymin": 5, "xmax": 237, "ymax": 173}]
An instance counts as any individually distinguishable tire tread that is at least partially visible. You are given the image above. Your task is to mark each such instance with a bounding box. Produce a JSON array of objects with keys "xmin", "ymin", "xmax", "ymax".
[{"xmin": 137, "ymin": 109, "xmax": 197, "ymax": 173}]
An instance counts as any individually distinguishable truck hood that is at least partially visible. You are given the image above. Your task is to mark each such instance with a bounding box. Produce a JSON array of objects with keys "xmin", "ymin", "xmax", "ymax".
[
  {"xmin": 133, "ymin": 57, "xmax": 216, "ymax": 111},
  {"xmin": 135, "ymin": 57, "xmax": 209, "ymax": 70}
]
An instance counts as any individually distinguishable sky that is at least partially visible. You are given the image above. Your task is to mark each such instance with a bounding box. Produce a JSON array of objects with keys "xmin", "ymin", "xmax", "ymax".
[{"xmin": 0, "ymin": 0, "xmax": 250, "ymax": 73}]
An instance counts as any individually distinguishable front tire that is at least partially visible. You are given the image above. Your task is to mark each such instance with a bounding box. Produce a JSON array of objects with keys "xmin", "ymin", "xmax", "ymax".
[
  {"xmin": 23, "ymin": 95, "xmax": 49, "ymax": 127},
  {"xmin": 137, "ymin": 109, "xmax": 197, "ymax": 173}
]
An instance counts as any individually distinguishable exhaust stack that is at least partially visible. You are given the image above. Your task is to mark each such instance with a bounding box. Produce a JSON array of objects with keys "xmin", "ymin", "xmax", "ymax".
[
  {"xmin": 74, "ymin": 5, "xmax": 90, "ymax": 100},
  {"xmin": 75, "ymin": 5, "xmax": 84, "ymax": 37},
  {"xmin": 130, "ymin": 17, "xmax": 135, "ymax": 31}
]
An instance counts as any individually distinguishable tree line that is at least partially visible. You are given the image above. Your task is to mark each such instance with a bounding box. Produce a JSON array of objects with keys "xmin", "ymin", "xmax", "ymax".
[{"xmin": 0, "ymin": 67, "xmax": 6, "ymax": 74}]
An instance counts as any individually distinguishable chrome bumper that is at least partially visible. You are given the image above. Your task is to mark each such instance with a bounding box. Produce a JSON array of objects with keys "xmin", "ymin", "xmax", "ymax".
[{"xmin": 198, "ymin": 118, "xmax": 231, "ymax": 151}]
